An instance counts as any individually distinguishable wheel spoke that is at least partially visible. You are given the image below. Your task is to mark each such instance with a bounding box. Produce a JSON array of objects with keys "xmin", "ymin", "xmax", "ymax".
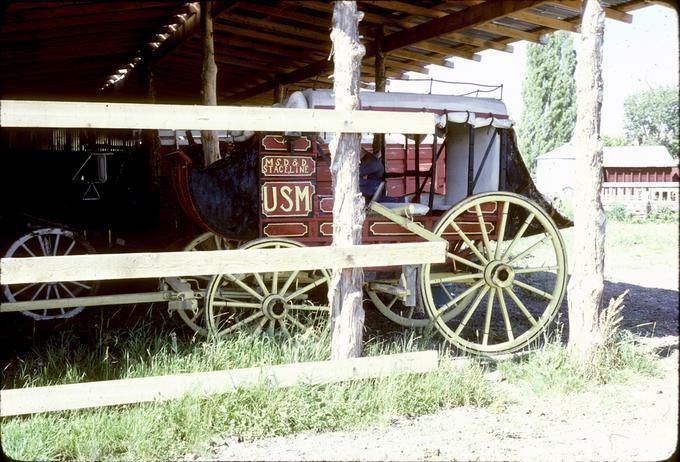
[
  {"xmin": 434, "ymin": 279, "xmax": 485, "ymax": 317},
  {"xmin": 385, "ymin": 296, "xmax": 398, "ymax": 310},
  {"xmin": 20, "ymin": 243, "xmax": 37, "ymax": 257},
  {"xmin": 218, "ymin": 311, "xmax": 264, "ymax": 335},
  {"xmin": 268, "ymin": 319, "xmax": 276, "ymax": 335},
  {"xmin": 504, "ymin": 286, "xmax": 537, "ymax": 326},
  {"xmin": 450, "ymin": 222, "xmax": 488, "ymax": 264},
  {"xmin": 513, "ymin": 266, "xmax": 558, "ymax": 274},
  {"xmin": 63, "ymin": 240, "xmax": 77, "ymax": 256},
  {"xmin": 507, "ymin": 234, "xmax": 551, "ymax": 266},
  {"xmin": 285, "ymin": 314, "xmax": 310, "ymax": 331},
  {"xmin": 446, "ymin": 252, "xmax": 484, "ymax": 271},
  {"xmin": 214, "ymin": 301, "xmax": 262, "ymax": 309},
  {"xmin": 500, "ymin": 212, "xmax": 535, "ymax": 261},
  {"xmin": 454, "ymin": 286, "xmax": 490, "ymax": 336},
  {"xmin": 279, "ymin": 270, "xmax": 301, "ymax": 296},
  {"xmin": 57, "ymin": 282, "xmax": 76, "ymax": 298},
  {"xmin": 12, "ymin": 282, "xmax": 38, "ymax": 298},
  {"xmin": 213, "ymin": 234, "xmax": 221, "ymax": 249},
  {"xmin": 494, "ymin": 201, "xmax": 510, "ymax": 260},
  {"xmin": 280, "ymin": 319, "xmax": 291, "ymax": 338},
  {"xmin": 253, "ymin": 317, "xmax": 268, "ymax": 335},
  {"xmin": 474, "ymin": 204, "xmax": 493, "ymax": 260},
  {"xmin": 482, "ymin": 289, "xmax": 495, "ymax": 346},
  {"xmin": 70, "ymin": 281, "xmax": 92, "ymax": 290},
  {"xmin": 225, "ymin": 273, "xmax": 264, "ymax": 301},
  {"xmin": 52, "ymin": 233, "xmax": 61, "ymax": 256},
  {"xmin": 438, "ymin": 283, "xmax": 455, "ymax": 302},
  {"xmin": 513, "ymin": 280, "xmax": 554, "ymax": 300},
  {"xmin": 45, "ymin": 285, "xmax": 52, "ymax": 299},
  {"xmin": 37, "ymin": 235, "xmax": 50, "ymax": 256},
  {"xmin": 284, "ymin": 278, "xmax": 327, "ymax": 302},
  {"xmin": 252, "ymin": 272, "xmax": 270, "ymax": 296},
  {"xmin": 31, "ymin": 284, "xmax": 47, "ymax": 300},
  {"xmin": 496, "ymin": 287, "xmax": 514, "ymax": 341},
  {"xmin": 288, "ymin": 304, "xmax": 330, "ymax": 312},
  {"xmin": 430, "ymin": 272, "xmax": 483, "ymax": 284}
]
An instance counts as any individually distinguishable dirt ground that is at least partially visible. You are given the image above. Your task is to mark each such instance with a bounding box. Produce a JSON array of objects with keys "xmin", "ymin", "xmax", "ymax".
[
  {"xmin": 188, "ymin": 349, "xmax": 678, "ymax": 461},
  {"xmin": 185, "ymin": 229, "xmax": 679, "ymax": 462}
]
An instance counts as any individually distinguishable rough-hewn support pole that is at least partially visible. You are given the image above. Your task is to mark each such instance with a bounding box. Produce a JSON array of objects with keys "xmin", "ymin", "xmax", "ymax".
[
  {"xmin": 372, "ymin": 25, "xmax": 385, "ymax": 156},
  {"xmin": 328, "ymin": 1, "xmax": 366, "ymax": 359},
  {"xmin": 567, "ymin": 0, "xmax": 605, "ymax": 364},
  {"xmin": 273, "ymin": 75, "xmax": 285, "ymax": 104},
  {"xmin": 200, "ymin": 0, "xmax": 219, "ymax": 166},
  {"xmin": 144, "ymin": 66, "xmax": 161, "ymax": 192}
]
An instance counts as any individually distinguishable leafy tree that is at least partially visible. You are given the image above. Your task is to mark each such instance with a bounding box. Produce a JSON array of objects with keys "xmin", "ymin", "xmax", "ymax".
[
  {"xmin": 623, "ymin": 86, "xmax": 679, "ymax": 158},
  {"xmin": 518, "ymin": 31, "xmax": 577, "ymax": 173},
  {"xmin": 602, "ymin": 134, "xmax": 627, "ymax": 147}
]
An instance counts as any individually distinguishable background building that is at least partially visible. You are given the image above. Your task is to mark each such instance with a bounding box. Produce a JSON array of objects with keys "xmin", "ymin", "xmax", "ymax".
[{"xmin": 535, "ymin": 144, "xmax": 679, "ymax": 214}]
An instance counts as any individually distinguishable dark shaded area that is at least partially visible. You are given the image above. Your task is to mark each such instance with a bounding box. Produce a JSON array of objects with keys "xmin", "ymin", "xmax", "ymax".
[{"xmin": 187, "ymin": 143, "xmax": 260, "ymax": 240}]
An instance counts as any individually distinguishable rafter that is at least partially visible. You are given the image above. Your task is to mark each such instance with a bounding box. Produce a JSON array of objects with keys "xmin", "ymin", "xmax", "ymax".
[{"xmin": 228, "ymin": 0, "xmax": 540, "ymax": 102}]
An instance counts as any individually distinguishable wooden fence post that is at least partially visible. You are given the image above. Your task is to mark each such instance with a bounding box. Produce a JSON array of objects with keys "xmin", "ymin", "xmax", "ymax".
[
  {"xmin": 328, "ymin": 1, "xmax": 366, "ymax": 359},
  {"xmin": 567, "ymin": 0, "xmax": 606, "ymax": 364},
  {"xmin": 200, "ymin": 0, "xmax": 220, "ymax": 166}
]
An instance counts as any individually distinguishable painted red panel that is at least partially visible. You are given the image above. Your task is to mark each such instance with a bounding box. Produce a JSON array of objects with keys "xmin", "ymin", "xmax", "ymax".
[
  {"xmin": 261, "ymin": 135, "xmax": 312, "ymax": 152},
  {"xmin": 260, "ymin": 181, "xmax": 315, "ymax": 217},
  {"xmin": 262, "ymin": 222, "xmax": 309, "ymax": 238},
  {"xmin": 261, "ymin": 155, "xmax": 315, "ymax": 177}
]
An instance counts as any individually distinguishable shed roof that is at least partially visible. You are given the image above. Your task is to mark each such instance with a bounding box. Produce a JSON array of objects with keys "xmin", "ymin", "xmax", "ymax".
[
  {"xmin": 537, "ymin": 144, "xmax": 678, "ymax": 168},
  {"xmin": 1, "ymin": 1, "xmax": 652, "ymax": 105}
]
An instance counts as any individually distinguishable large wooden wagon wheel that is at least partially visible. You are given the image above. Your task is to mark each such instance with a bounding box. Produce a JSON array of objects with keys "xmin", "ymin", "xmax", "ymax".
[
  {"xmin": 2, "ymin": 228, "xmax": 100, "ymax": 320},
  {"xmin": 204, "ymin": 238, "xmax": 330, "ymax": 338},
  {"xmin": 172, "ymin": 232, "xmax": 241, "ymax": 335},
  {"xmin": 420, "ymin": 192, "xmax": 567, "ymax": 355}
]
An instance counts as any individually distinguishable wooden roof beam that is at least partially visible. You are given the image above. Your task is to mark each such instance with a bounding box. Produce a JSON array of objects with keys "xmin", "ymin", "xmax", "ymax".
[
  {"xmin": 369, "ymin": 2, "xmax": 512, "ymax": 53},
  {"xmin": 554, "ymin": 1, "xmax": 633, "ymax": 23},
  {"xmin": 381, "ymin": 1, "xmax": 542, "ymax": 51},
  {"xmin": 473, "ymin": 22, "xmax": 547, "ymax": 43},
  {"xmin": 228, "ymin": 0, "xmax": 541, "ymax": 102},
  {"xmin": 213, "ymin": 22, "xmax": 329, "ymax": 52},
  {"xmin": 506, "ymin": 10, "xmax": 580, "ymax": 32}
]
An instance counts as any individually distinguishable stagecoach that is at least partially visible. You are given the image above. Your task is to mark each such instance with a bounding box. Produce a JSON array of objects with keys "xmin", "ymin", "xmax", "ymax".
[{"xmin": 2, "ymin": 89, "xmax": 570, "ymax": 356}]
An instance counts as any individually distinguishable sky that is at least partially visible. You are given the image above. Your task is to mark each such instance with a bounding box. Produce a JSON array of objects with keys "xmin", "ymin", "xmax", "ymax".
[{"xmin": 387, "ymin": 4, "xmax": 678, "ymax": 137}]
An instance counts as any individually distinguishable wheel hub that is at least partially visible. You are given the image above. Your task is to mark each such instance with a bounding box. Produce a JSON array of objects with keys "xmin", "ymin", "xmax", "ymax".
[
  {"xmin": 483, "ymin": 260, "xmax": 515, "ymax": 289},
  {"xmin": 262, "ymin": 294, "xmax": 289, "ymax": 320}
]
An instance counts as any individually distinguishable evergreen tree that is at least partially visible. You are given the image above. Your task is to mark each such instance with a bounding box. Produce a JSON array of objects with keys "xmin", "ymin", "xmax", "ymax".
[{"xmin": 518, "ymin": 31, "xmax": 577, "ymax": 173}]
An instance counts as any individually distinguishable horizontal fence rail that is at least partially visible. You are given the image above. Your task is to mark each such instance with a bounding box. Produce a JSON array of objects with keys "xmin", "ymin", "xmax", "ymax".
[
  {"xmin": 0, "ymin": 100, "xmax": 435, "ymax": 134},
  {"xmin": 0, "ymin": 351, "xmax": 439, "ymax": 416},
  {"xmin": 0, "ymin": 242, "xmax": 447, "ymax": 285}
]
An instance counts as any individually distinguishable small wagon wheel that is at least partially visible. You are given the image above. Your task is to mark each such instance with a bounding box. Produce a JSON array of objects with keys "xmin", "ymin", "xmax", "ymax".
[
  {"xmin": 366, "ymin": 282, "xmax": 429, "ymax": 328},
  {"xmin": 173, "ymin": 232, "xmax": 241, "ymax": 335},
  {"xmin": 2, "ymin": 228, "xmax": 100, "ymax": 320},
  {"xmin": 204, "ymin": 238, "xmax": 330, "ymax": 339},
  {"xmin": 420, "ymin": 192, "xmax": 567, "ymax": 355}
]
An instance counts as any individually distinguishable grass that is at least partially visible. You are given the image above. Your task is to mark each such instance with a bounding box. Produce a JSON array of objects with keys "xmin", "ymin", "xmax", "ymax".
[
  {"xmin": 496, "ymin": 294, "xmax": 660, "ymax": 396},
  {"xmin": 2, "ymin": 221, "xmax": 675, "ymax": 461},
  {"xmin": 1, "ymin": 323, "xmax": 495, "ymax": 461}
]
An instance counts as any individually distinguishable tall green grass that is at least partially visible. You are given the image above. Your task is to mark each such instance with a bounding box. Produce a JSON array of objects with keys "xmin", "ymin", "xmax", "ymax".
[{"xmin": 1, "ymin": 323, "xmax": 494, "ymax": 461}]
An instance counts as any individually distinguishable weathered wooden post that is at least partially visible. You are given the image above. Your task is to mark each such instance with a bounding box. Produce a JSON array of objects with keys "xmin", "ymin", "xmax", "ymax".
[
  {"xmin": 372, "ymin": 25, "xmax": 385, "ymax": 157},
  {"xmin": 567, "ymin": 0, "xmax": 606, "ymax": 364},
  {"xmin": 200, "ymin": 0, "xmax": 220, "ymax": 166},
  {"xmin": 328, "ymin": 1, "xmax": 366, "ymax": 359}
]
